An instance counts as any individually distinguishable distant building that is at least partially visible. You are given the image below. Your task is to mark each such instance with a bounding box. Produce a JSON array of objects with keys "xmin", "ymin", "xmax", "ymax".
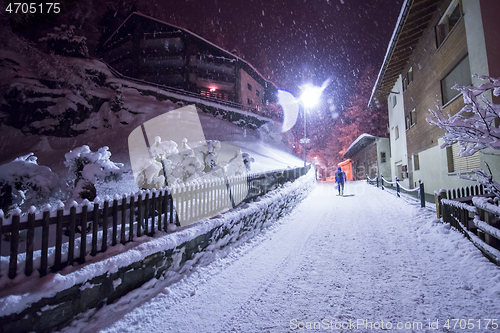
[
  {"xmin": 342, "ymin": 134, "xmax": 390, "ymax": 181},
  {"xmin": 369, "ymin": 0, "xmax": 500, "ymax": 198},
  {"xmin": 102, "ymin": 12, "xmax": 276, "ymax": 113}
]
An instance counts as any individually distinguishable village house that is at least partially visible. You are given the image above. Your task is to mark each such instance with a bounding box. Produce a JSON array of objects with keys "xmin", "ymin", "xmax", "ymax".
[
  {"xmin": 369, "ymin": 0, "xmax": 500, "ymax": 200},
  {"xmin": 101, "ymin": 12, "xmax": 276, "ymax": 114},
  {"xmin": 342, "ymin": 134, "xmax": 391, "ymax": 181}
]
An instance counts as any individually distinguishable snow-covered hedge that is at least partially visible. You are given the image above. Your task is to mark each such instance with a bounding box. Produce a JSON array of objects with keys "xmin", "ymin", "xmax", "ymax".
[{"xmin": 0, "ymin": 153, "xmax": 61, "ymax": 212}]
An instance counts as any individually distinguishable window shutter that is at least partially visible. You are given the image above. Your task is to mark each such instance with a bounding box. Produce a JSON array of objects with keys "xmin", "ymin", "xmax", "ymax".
[{"xmin": 451, "ymin": 143, "xmax": 480, "ymax": 172}]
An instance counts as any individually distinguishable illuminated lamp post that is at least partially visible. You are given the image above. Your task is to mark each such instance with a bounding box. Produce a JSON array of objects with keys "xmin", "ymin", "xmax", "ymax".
[{"xmin": 299, "ymin": 84, "xmax": 323, "ymax": 167}]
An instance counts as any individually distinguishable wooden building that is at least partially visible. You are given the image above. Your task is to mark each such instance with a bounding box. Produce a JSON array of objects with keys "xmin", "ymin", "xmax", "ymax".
[
  {"xmin": 342, "ymin": 134, "xmax": 390, "ymax": 181},
  {"xmin": 369, "ymin": 0, "xmax": 500, "ymax": 197},
  {"xmin": 101, "ymin": 12, "xmax": 276, "ymax": 112}
]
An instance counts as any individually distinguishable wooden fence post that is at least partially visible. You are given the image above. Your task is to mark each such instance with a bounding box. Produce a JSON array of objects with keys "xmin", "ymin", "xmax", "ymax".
[
  {"xmin": 80, "ymin": 204, "xmax": 88, "ymax": 264},
  {"xmin": 102, "ymin": 199, "xmax": 109, "ymax": 253},
  {"xmin": 435, "ymin": 189, "xmax": 446, "ymax": 218},
  {"xmin": 121, "ymin": 196, "xmax": 127, "ymax": 244},
  {"xmin": 68, "ymin": 206, "xmax": 76, "ymax": 265},
  {"xmin": 91, "ymin": 202, "xmax": 99, "ymax": 256},
  {"xmin": 25, "ymin": 209, "xmax": 35, "ymax": 276},
  {"xmin": 144, "ymin": 192, "xmax": 150, "ymax": 235},
  {"xmin": 137, "ymin": 194, "xmax": 142, "ymax": 237},
  {"xmin": 150, "ymin": 191, "xmax": 156, "ymax": 236},
  {"xmin": 112, "ymin": 197, "xmax": 118, "ymax": 246},
  {"xmin": 129, "ymin": 196, "xmax": 135, "ymax": 241},
  {"xmin": 40, "ymin": 210, "xmax": 50, "ymax": 276},
  {"xmin": 55, "ymin": 206, "xmax": 63, "ymax": 270},
  {"xmin": 9, "ymin": 213, "xmax": 20, "ymax": 279}
]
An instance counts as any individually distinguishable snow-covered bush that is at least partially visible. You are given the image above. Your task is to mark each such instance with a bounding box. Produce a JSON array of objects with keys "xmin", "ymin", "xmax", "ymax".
[
  {"xmin": 197, "ymin": 140, "xmax": 221, "ymax": 173},
  {"xmin": 242, "ymin": 152, "xmax": 254, "ymax": 172},
  {"xmin": 0, "ymin": 153, "xmax": 61, "ymax": 213},
  {"xmin": 65, "ymin": 145, "xmax": 124, "ymax": 200},
  {"xmin": 427, "ymin": 76, "xmax": 500, "ymax": 199},
  {"xmin": 39, "ymin": 24, "xmax": 89, "ymax": 58},
  {"xmin": 136, "ymin": 137, "xmax": 205, "ymax": 189}
]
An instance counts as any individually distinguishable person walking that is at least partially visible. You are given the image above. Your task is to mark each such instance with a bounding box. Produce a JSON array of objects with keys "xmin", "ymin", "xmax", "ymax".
[{"xmin": 335, "ymin": 166, "xmax": 347, "ymax": 196}]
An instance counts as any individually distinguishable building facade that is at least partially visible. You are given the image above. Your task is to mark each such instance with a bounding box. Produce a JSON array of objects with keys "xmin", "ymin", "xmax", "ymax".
[
  {"xmin": 370, "ymin": 0, "xmax": 500, "ymax": 198},
  {"xmin": 342, "ymin": 134, "xmax": 391, "ymax": 181},
  {"xmin": 101, "ymin": 12, "xmax": 276, "ymax": 113}
]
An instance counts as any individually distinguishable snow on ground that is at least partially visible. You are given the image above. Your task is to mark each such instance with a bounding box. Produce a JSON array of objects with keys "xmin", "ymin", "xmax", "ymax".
[{"xmin": 61, "ymin": 181, "xmax": 500, "ymax": 333}]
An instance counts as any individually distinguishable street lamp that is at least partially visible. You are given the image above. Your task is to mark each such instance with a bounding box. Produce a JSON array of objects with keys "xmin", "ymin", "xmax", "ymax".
[{"xmin": 299, "ymin": 83, "xmax": 323, "ymax": 167}]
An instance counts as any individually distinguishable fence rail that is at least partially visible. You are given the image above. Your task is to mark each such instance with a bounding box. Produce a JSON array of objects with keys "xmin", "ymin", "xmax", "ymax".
[
  {"xmin": 441, "ymin": 196, "xmax": 500, "ymax": 265},
  {"xmin": 366, "ymin": 174, "xmax": 426, "ymax": 208},
  {"xmin": 0, "ymin": 166, "xmax": 309, "ymax": 280},
  {"xmin": 434, "ymin": 184, "xmax": 486, "ymax": 219}
]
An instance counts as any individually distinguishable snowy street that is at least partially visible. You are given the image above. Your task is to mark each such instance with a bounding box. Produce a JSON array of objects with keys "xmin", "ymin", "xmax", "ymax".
[{"xmin": 76, "ymin": 181, "xmax": 500, "ymax": 333}]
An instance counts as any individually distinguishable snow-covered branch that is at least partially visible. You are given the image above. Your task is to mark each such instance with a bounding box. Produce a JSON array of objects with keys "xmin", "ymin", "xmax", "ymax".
[
  {"xmin": 427, "ymin": 76, "xmax": 500, "ymax": 157},
  {"xmin": 427, "ymin": 76, "xmax": 500, "ymax": 199}
]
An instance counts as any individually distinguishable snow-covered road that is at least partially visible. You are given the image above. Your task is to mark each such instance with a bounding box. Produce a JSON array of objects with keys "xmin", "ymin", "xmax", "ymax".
[{"xmin": 81, "ymin": 181, "xmax": 500, "ymax": 333}]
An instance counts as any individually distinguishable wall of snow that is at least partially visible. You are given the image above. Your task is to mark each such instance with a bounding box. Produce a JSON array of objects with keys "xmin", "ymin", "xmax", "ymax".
[{"xmin": 0, "ymin": 170, "xmax": 316, "ymax": 333}]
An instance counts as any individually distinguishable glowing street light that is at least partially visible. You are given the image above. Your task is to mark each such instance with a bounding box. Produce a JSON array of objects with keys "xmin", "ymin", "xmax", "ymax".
[
  {"xmin": 299, "ymin": 82, "xmax": 328, "ymax": 167},
  {"xmin": 300, "ymin": 84, "xmax": 323, "ymax": 108}
]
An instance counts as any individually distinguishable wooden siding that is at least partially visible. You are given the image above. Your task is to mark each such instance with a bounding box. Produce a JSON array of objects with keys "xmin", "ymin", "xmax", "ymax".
[
  {"xmin": 239, "ymin": 69, "xmax": 265, "ymax": 110},
  {"xmin": 402, "ymin": 3, "xmax": 468, "ymax": 157},
  {"xmin": 351, "ymin": 142, "xmax": 378, "ymax": 180}
]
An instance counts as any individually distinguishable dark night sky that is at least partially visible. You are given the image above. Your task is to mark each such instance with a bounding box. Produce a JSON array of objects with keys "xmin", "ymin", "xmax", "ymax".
[{"xmin": 156, "ymin": 0, "xmax": 404, "ymax": 111}]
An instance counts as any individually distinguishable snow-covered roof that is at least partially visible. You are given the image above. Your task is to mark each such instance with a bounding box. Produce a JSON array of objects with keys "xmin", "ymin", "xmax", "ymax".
[
  {"xmin": 103, "ymin": 12, "xmax": 276, "ymax": 90},
  {"xmin": 368, "ymin": 0, "xmax": 438, "ymax": 107},
  {"xmin": 343, "ymin": 133, "xmax": 377, "ymax": 159}
]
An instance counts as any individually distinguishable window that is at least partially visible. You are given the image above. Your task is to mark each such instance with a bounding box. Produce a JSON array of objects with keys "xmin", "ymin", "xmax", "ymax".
[
  {"xmin": 256, "ymin": 90, "xmax": 260, "ymax": 97},
  {"xmin": 410, "ymin": 108, "xmax": 416, "ymax": 127},
  {"xmin": 441, "ymin": 55, "xmax": 471, "ymax": 105},
  {"xmin": 403, "ymin": 67, "xmax": 413, "ymax": 91},
  {"xmin": 395, "ymin": 126, "xmax": 399, "ymax": 140},
  {"xmin": 396, "ymin": 164, "xmax": 407, "ymax": 180},
  {"xmin": 380, "ymin": 152, "xmax": 386, "ymax": 164},
  {"xmin": 446, "ymin": 143, "xmax": 480, "ymax": 173},
  {"xmin": 436, "ymin": 1, "xmax": 462, "ymax": 47},
  {"xmin": 247, "ymin": 98, "xmax": 252, "ymax": 106},
  {"xmin": 247, "ymin": 83, "xmax": 252, "ymax": 91},
  {"xmin": 392, "ymin": 95, "xmax": 397, "ymax": 108},
  {"xmin": 413, "ymin": 154, "xmax": 420, "ymax": 171},
  {"xmin": 405, "ymin": 115, "xmax": 410, "ymax": 130}
]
